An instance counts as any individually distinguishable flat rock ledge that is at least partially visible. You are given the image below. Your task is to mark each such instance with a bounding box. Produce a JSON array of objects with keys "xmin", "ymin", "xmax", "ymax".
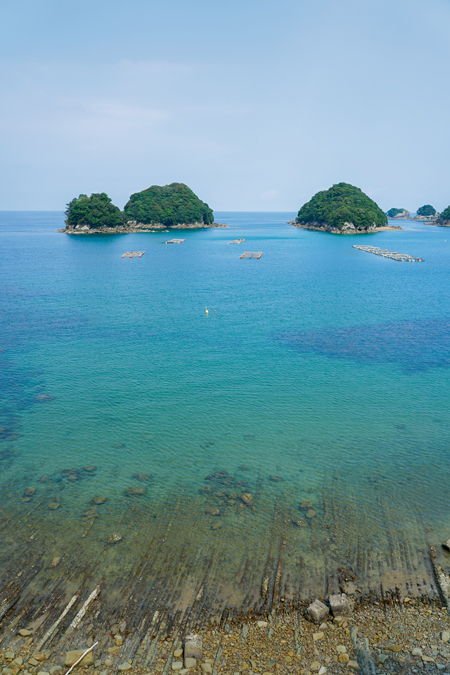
[
  {"xmin": 58, "ymin": 222, "xmax": 228, "ymax": 234},
  {"xmin": 288, "ymin": 220, "xmax": 402, "ymax": 235}
]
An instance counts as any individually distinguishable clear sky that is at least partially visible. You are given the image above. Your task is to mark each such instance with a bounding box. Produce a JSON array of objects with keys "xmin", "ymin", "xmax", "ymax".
[{"xmin": 1, "ymin": 0, "xmax": 449, "ymax": 212}]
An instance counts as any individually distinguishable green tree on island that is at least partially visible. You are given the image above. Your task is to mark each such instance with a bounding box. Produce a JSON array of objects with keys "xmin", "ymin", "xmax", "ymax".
[
  {"xmin": 437, "ymin": 205, "xmax": 450, "ymax": 223},
  {"xmin": 65, "ymin": 193, "xmax": 125, "ymax": 229},
  {"xmin": 296, "ymin": 183, "xmax": 387, "ymax": 230},
  {"xmin": 124, "ymin": 183, "xmax": 214, "ymax": 227},
  {"xmin": 416, "ymin": 204, "xmax": 436, "ymax": 216},
  {"xmin": 386, "ymin": 208, "xmax": 406, "ymax": 218}
]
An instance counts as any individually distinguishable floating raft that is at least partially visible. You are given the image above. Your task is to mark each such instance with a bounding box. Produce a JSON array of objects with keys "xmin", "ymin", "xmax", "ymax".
[
  {"xmin": 240, "ymin": 251, "xmax": 263, "ymax": 259},
  {"xmin": 122, "ymin": 251, "xmax": 145, "ymax": 258},
  {"xmin": 353, "ymin": 245, "xmax": 424, "ymax": 262},
  {"xmin": 228, "ymin": 238, "xmax": 246, "ymax": 244},
  {"xmin": 165, "ymin": 238, "xmax": 185, "ymax": 244}
]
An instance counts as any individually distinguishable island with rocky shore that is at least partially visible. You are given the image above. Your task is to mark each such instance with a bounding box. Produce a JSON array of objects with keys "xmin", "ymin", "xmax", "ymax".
[
  {"xmin": 291, "ymin": 183, "xmax": 402, "ymax": 235},
  {"xmin": 59, "ymin": 183, "xmax": 227, "ymax": 234}
]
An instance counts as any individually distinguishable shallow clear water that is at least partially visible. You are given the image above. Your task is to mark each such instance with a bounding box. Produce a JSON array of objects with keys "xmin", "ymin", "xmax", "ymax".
[{"xmin": 1, "ymin": 212, "xmax": 450, "ymax": 607}]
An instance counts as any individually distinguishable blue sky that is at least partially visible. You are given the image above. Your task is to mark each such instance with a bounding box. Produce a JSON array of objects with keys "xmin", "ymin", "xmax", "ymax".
[{"xmin": 1, "ymin": 0, "xmax": 449, "ymax": 211}]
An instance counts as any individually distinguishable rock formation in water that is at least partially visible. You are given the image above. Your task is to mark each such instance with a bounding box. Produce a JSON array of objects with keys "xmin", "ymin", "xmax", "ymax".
[
  {"xmin": 60, "ymin": 184, "xmax": 226, "ymax": 233},
  {"xmin": 436, "ymin": 205, "xmax": 450, "ymax": 227},
  {"xmin": 291, "ymin": 182, "xmax": 399, "ymax": 235},
  {"xmin": 412, "ymin": 204, "xmax": 439, "ymax": 221},
  {"xmin": 386, "ymin": 208, "xmax": 410, "ymax": 219},
  {"xmin": 124, "ymin": 182, "xmax": 215, "ymax": 229}
]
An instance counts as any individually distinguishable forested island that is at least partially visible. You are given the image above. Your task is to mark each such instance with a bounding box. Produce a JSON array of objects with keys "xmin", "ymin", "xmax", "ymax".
[
  {"xmin": 290, "ymin": 183, "xmax": 401, "ymax": 235},
  {"xmin": 412, "ymin": 204, "xmax": 439, "ymax": 221},
  {"xmin": 60, "ymin": 183, "xmax": 227, "ymax": 233},
  {"xmin": 386, "ymin": 208, "xmax": 410, "ymax": 219},
  {"xmin": 436, "ymin": 205, "xmax": 450, "ymax": 227}
]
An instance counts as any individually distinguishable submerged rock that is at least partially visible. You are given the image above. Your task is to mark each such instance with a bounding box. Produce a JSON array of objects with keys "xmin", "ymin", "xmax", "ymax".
[
  {"xmin": 240, "ymin": 493, "xmax": 254, "ymax": 506},
  {"xmin": 91, "ymin": 496, "xmax": 107, "ymax": 505},
  {"xmin": 269, "ymin": 475, "xmax": 283, "ymax": 482},
  {"xmin": 205, "ymin": 508, "xmax": 220, "ymax": 516},
  {"xmin": 107, "ymin": 533, "xmax": 123, "ymax": 544},
  {"xmin": 24, "ymin": 487, "xmax": 36, "ymax": 497},
  {"xmin": 124, "ymin": 486, "xmax": 146, "ymax": 497},
  {"xmin": 292, "ymin": 518, "xmax": 308, "ymax": 528},
  {"xmin": 83, "ymin": 465, "xmax": 97, "ymax": 473},
  {"xmin": 299, "ymin": 501, "xmax": 314, "ymax": 510},
  {"xmin": 132, "ymin": 473, "xmax": 152, "ymax": 482},
  {"xmin": 306, "ymin": 509, "xmax": 317, "ymax": 519},
  {"xmin": 48, "ymin": 503, "xmax": 60, "ymax": 510}
]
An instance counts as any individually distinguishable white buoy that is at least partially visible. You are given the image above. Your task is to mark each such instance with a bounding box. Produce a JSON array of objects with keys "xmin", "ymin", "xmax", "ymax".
[{"xmin": 205, "ymin": 307, "xmax": 209, "ymax": 315}]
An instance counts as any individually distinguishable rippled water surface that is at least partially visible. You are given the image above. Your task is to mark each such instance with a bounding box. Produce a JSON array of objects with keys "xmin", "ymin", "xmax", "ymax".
[{"xmin": 1, "ymin": 212, "xmax": 450, "ymax": 607}]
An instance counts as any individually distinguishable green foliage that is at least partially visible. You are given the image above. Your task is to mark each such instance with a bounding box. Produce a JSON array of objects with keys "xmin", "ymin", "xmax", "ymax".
[
  {"xmin": 416, "ymin": 204, "xmax": 436, "ymax": 216},
  {"xmin": 386, "ymin": 208, "xmax": 406, "ymax": 218},
  {"xmin": 438, "ymin": 205, "xmax": 450, "ymax": 222},
  {"xmin": 124, "ymin": 182, "xmax": 214, "ymax": 227},
  {"xmin": 296, "ymin": 183, "xmax": 387, "ymax": 230},
  {"xmin": 65, "ymin": 193, "xmax": 125, "ymax": 229}
]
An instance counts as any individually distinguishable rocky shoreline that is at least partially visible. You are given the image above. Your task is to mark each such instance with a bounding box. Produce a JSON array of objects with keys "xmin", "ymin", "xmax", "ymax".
[
  {"xmin": 58, "ymin": 223, "xmax": 228, "ymax": 235},
  {"xmin": 288, "ymin": 222, "xmax": 402, "ymax": 235},
  {"xmin": 1, "ymin": 591, "xmax": 450, "ymax": 675}
]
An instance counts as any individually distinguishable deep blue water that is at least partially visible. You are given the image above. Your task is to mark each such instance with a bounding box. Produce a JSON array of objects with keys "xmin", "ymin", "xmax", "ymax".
[{"xmin": 1, "ymin": 211, "xmax": 450, "ymax": 594}]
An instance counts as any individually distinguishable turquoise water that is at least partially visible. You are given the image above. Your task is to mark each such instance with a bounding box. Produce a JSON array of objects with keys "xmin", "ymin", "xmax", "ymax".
[{"xmin": 1, "ymin": 211, "xmax": 450, "ymax": 605}]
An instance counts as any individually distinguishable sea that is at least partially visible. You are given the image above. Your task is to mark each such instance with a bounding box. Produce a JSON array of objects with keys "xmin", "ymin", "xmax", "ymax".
[{"xmin": 1, "ymin": 212, "xmax": 450, "ymax": 622}]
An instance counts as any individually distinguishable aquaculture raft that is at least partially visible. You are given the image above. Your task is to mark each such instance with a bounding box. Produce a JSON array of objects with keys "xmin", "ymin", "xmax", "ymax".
[
  {"xmin": 165, "ymin": 238, "xmax": 185, "ymax": 244},
  {"xmin": 228, "ymin": 238, "xmax": 246, "ymax": 244},
  {"xmin": 353, "ymin": 245, "xmax": 424, "ymax": 262},
  {"xmin": 122, "ymin": 251, "xmax": 145, "ymax": 258},
  {"xmin": 240, "ymin": 251, "xmax": 263, "ymax": 259}
]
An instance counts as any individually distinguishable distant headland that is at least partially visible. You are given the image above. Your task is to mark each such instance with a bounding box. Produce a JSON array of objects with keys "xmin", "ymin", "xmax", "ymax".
[
  {"xmin": 290, "ymin": 183, "xmax": 401, "ymax": 235},
  {"xmin": 59, "ymin": 183, "xmax": 227, "ymax": 234}
]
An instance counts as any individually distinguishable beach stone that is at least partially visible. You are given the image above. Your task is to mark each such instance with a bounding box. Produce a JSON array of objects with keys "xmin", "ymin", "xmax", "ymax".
[
  {"xmin": 336, "ymin": 646, "xmax": 347, "ymax": 654},
  {"xmin": 257, "ymin": 621, "xmax": 268, "ymax": 627},
  {"xmin": 319, "ymin": 622, "xmax": 327, "ymax": 630},
  {"xmin": 442, "ymin": 540, "xmax": 450, "ymax": 552},
  {"xmin": 318, "ymin": 667, "xmax": 327, "ymax": 675},
  {"xmin": 49, "ymin": 667, "xmax": 62, "ymax": 675},
  {"xmin": 173, "ymin": 650, "xmax": 183, "ymax": 659},
  {"xmin": 201, "ymin": 665, "xmax": 212, "ymax": 674},
  {"xmin": 329, "ymin": 593, "xmax": 354, "ymax": 617},
  {"xmin": 12, "ymin": 660, "xmax": 22, "ymax": 667},
  {"xmin": 184, "ymin": 658, "xmax": 196, "ymax": 669},
  {"xmin": 28, "ymin": 660, "xmax": 39, "ymax": 667},
  {"xmin": 185, "ymin": 634, "xmax": 203, "ymax": 661},
  {"xmin": 347, "ymin": 661, "xmax": 359, "ymax": 671},
  {"xmin": 117, "ymin": 663, "xmax": 131, "ymax": 672},
  {"xmin": 422, "ymin": 657, "xmax": 435, "ymax": 663},
  {"xmin": 412, "ymin": 649, "xmax": 423, "ymax": 657},
  {"xmin": 338, "ymin": 654, "xmax": 350, "ymax": 664},
  {"xmin": 49, "ymin": 557, "xmax": 61, "ymax": 568},
  {"xmin": 306, "ymin": 599, "xmax": 329, "ymax": 623},
  {"xmin": 313, "ymin": 632, "xmax": 324, "ymax": 641},
  {"xmin": 104, "ymin": 660, "xmax": 113, "ymax": 667},
  {"xmin": 107, "ymin": 533, "xmax": 122, "ymax": 544},
  {"xmin": 115, "ymin": 636, "xmax": 123, "ymax": 646},
  {"xmin": 65, "ymin": 651, "xmax": 94, "ymax": 667},
  {"xmin": 37, "ymin": 671, "xmax": 50, "ymax": 675},
  {"xmin": 310, "ymin": 662, "xmax": 321, "ymax": 672},
  {"xmin": 390, "ymin": 645, "xmax": 402, "ymax": 653},
  {"xmin": 441, "ymin": 632, "xmax": 450, "ymax": 643},
  {"xmin": 34, "ymin": 653, "xmax": 50, "ymax": 663},
  {"xmin": 19, "ymin": 629, "xmax": 32, "ymax": 637},
  {"xmin": 172, "ymin": 664, "xmax": 183, "ymax": 671}
]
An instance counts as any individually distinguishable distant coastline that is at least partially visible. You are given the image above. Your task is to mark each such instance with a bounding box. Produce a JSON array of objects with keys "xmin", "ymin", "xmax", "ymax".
[
  {"xmin": 58, "ymin": 221, "xmax": 228, "ymax": 234},
  {"xmin": 288, "ymin": 220, "xmax": 402, "ymax": 235}
]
